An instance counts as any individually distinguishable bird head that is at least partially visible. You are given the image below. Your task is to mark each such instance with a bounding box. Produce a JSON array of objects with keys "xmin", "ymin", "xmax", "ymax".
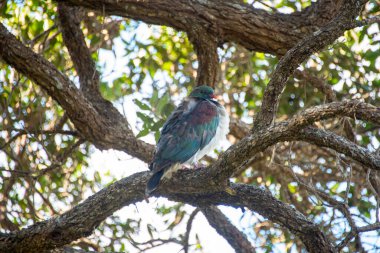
[{"xmin": 189, "ymin": 85, "xmax": 217, "ymax": 100}]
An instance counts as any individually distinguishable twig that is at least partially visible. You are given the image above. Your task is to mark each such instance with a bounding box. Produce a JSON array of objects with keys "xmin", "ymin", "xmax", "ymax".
[
  {"xmin": 336, "ymin": 223, "xmax": 380, "ymax": 251},
  {"xmin": 183, "ymin": 208, "xmax": 200, "ymax": 253},
  {"xmin": 353, "ymin": 15, "xmax": 380, "ymax": 28},
  {"xmin": 366, "ymin": 169, "xmax": 380, "ymax": 222},
  {"xmin": 294, "ymin": 69, "xmax": 337, "ymax": 102},
  {"xmin": 28, "ymin": 24, "xmax": 58, "ymax": 47},
  {"xmin": 0, "ymin": 139, "xmax": 84, "ymax": 178}
]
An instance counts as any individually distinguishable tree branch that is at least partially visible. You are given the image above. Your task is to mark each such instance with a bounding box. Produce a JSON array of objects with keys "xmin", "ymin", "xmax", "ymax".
[
  {"xmin": 187, "ymin": 25, "xmax": 219, "ymax": 87},
  {"xmin": 297, "ymin": 127, "xmax": 380, "ymax": 171},
  {"xmin": 354, "ymin": 15, "xmax": 380, "ymax": 28},
  {"xmin": 252, "ymin": 0, "xmax": 364, "ymax": 130},
  {"xmin": 201, "ymin": 205, "xmax": 256, "ymax": 253},
  {"xmin": 0, "ymin": 22, "xmax": 153, "ymax": 162},
  {"xmin": 207, "ymin": 100, "xmax": 380, "ymax": 183},
  {"xmin": 0, "ymin": 171, "xmax": 335, "ymax": 253},
  {"xmin": 57, "ymin": 3, "xmax": 101, "ymax": 99},
  {"xmin": 336, "ymin": 222, "xmax": 380, "ymax": 251},
  {"xmin": 3, "ymin": 100, "xmax": 377, "ymax": 252},
  {"xmin": 183, "ymin": 208, "xmax": 199, "ymax": 253},
  {"xmin": 58, "ymin": 0, "xmax": 346, "ymax": 55}
]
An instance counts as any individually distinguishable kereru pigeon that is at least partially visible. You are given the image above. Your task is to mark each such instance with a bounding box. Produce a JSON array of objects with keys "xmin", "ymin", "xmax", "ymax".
[{"xmin": 146, "ymin": 85, "xmax": 229, "ymax": 196}]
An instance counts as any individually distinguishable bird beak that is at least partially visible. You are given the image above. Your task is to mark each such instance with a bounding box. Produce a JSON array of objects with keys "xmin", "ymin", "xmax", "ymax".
[{"xmin": 211, "ymin": 94, "xmax": 220, "ymax": 99}]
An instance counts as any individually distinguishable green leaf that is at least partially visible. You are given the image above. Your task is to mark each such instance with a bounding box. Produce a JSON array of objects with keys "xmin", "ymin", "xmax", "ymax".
[
  {"xmin": 134, "ymin": 99, "xmax": 151, "ymax": 111},
  {"xmin": 136, "ymin": 127, "xmax": 150, "ymax": 138}
]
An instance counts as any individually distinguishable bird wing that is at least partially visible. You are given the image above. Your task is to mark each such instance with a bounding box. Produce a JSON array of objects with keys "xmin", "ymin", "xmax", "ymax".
[{"xmin": 150, "ymin": 99, "xmax": 219, "ymax": 173}]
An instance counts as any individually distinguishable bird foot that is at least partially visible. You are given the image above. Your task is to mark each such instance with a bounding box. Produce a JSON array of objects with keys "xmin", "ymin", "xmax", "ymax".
[
  {"xmin": 193, "ymin": 162, "xmax": 206, "ymax": 170},
  {"xmin": 179, "ymin": 163, "xmax": 206, "ymax": 170},
  {"xmin": 180, "ymin": 164, "xmax": 191, "ymax": 170}
]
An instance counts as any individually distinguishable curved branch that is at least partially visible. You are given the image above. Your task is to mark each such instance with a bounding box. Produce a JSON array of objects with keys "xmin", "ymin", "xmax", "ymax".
[
  {"xmin": 286, "ymin": 100, "xmax": 380, "ymax": 129},
  {"xmin": 0, "ymin": 171, "xmax": 335, "ymax": 253},
  {"xmin": 2, "ymin": 100, "xmax": 377, "ymax": 252},
  {"xmin": 183, "ymin": 208, "xmax": 199, "ymax": 253},
  {"xmin": 58, "ymin": 0, "xmax": 345, "ymax": 55},
  {"xmin": 208, "ymin": 100, "xmax": 380, "ymax": 183},
  {"xmin": 252, "ymin": 0, "xmax": 364, "ymax": 130},
  {"xmin": 336, "ymin": 222, "xmax": 380, "ymax": 251},
  {"xmin": 57, "ymin": 3, "xmax": 102, "ymax": 99},
  {"xmin": 0, "ymin": 22, "xmax": 153, "ymax": 162},
  {"xmin": 297, "ymin": 127, "xmax": 380, "ymax": 170},
  {"xmin": 187, "ymin": 25, "xmax": 219, "ymax": 87}
]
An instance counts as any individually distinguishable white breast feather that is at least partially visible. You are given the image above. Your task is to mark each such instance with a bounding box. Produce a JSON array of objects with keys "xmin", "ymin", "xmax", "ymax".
[
  {"xmin": 185, "ymin": 103, "xmax": 229, "ymax": 165},
  {"xmin": 163, "ymin": 101, "xmax": 229, "ymax": 179}
]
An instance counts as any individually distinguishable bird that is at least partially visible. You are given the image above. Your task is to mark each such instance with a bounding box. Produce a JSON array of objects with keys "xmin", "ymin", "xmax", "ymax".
[{"xmin": 145, "ymin": 85, "xmax": 229, "ymax": 196}]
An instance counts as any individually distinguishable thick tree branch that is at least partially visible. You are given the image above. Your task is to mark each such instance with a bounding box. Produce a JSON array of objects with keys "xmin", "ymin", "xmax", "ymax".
[
  {"xmin": 252, "ymin": 0, "xmax": 364, "ymax": 130},
  {"xmin": 0, "ymin": 171, "xmax": 335, "ymax": 253},
  {"xmin": 286, "ymin": 100, "xmax": 379, "ymax": 128},
  {"xmin": 57, "ymin": 3, "xmax": 101, "ymax": 99},
  {"xmin": 0, "ymin": 3, "xmax": 377, "ymax": 252},
  {"xmin": 2, "ymin": 100, "xmax": 378, "ymax": 252},
  {"xmin": 187, "ymin": 25, "xmax": 219, "ymax": 87},
  {"xmin": 201, "ymin": 206, "xmax": 256, "ymax": 253},
  {"xmin": 1, "ymin": 2, "xmax": 371, "ymax": 169},
  {"xmin": 297, "ymin": 127, "xmax": 380, "ymax": 170},
  {"xmin": 57, "ymin": 3, "xmax": 145, "ymax": 154},
  {"xmin": 58, "ymin": 0, "xmax": 346, "ymax": 56},
  {"xmin": 0, "ymin": 22, "xmax": 153, "ymax": 162},
  {"xmin": 207, "ymin": 100, "xmax": 380, "ymax": 183}
]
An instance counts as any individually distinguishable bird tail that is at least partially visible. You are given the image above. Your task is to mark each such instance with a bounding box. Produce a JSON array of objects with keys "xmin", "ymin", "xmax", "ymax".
[{"xmin": 145, "ymin": 170, "xmax": 164, "ymax": 196}]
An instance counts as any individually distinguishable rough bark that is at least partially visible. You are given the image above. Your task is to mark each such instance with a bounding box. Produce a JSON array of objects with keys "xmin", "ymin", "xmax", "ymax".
[
  {"xmin": 0, "ymin": 23, "xmax": 153, "ymax": 162},
  {"xmin": 252, "ymin": 0, "xmax": 365, "ymax": 130},
  {"xmin": 206, "ymin": 100, "xmax": 380, "ymax": 184},
  {"xmin": 1, "ymin": 99, "xmax": 379, "ymax": 252},
  {"xmin": 0, "ymin": 172, "xmax": 335, "ymax": 253},
  {"xmin": 57, "ymin": 0, "xmax": 345, "ymax": 56},
  {"xmin": 188, "ymin": 26, "xmax": 219, "ymax": 87},
  {"xmin": 57, "ymin": 3, "xmax": 102, "ymax": 100}
]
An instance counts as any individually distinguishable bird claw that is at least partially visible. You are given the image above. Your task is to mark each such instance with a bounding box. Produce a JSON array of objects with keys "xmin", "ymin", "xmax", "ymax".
[
  {"xmin": 193, "ymin": 162, "xmax": 206, "ymax": 170},
  {"xmin": 180, "ymin": 165, "xmax": 191, "ymax": 170},
  {"xmin": 179, "ymin": 163, "xmax": 206, "ymax": 170}
]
